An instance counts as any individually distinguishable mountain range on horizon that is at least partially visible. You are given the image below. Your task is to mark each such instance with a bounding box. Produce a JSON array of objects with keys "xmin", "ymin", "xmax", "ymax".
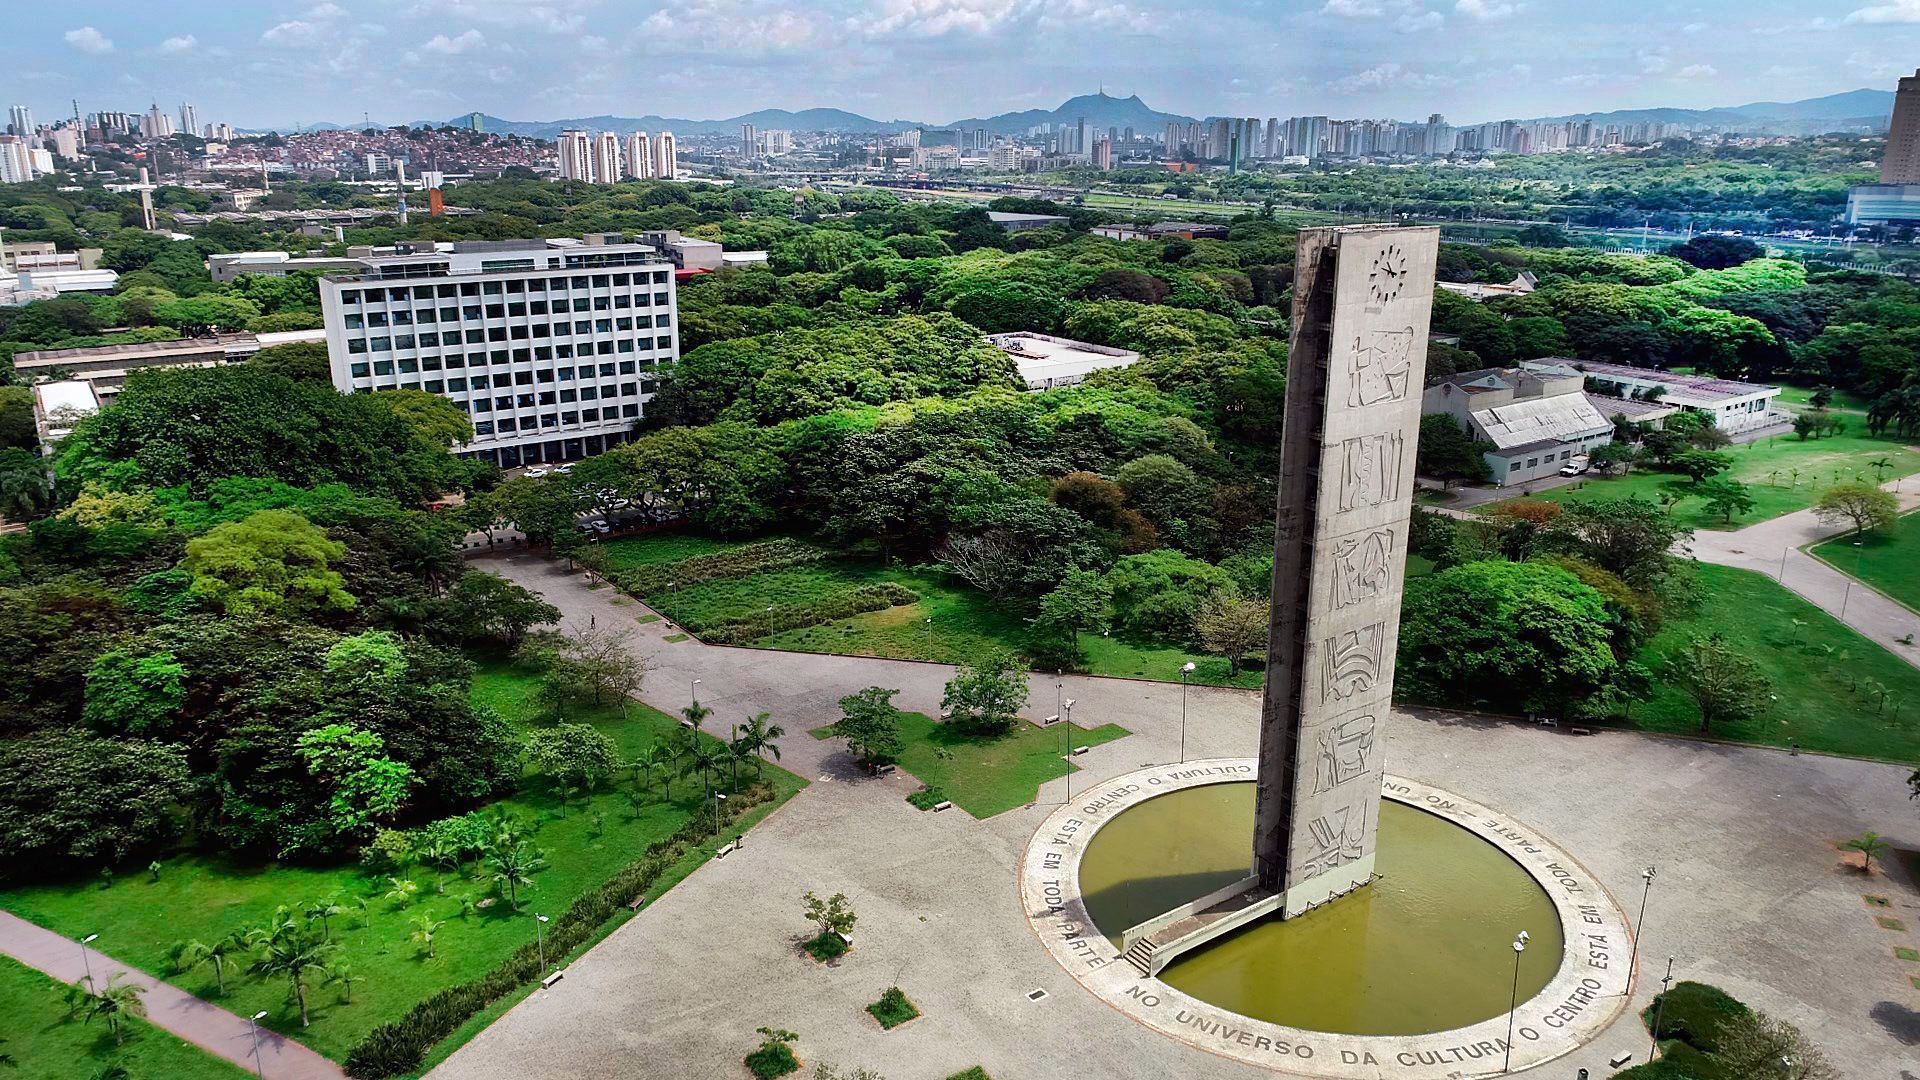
[{"xmin": 265, "ymin": 87, "xmax": 1894, "ymax": 140}]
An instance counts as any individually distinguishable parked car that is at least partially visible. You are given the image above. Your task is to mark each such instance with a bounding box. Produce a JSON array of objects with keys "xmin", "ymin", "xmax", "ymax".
[
  {"xmin": 525, "ymin": 467, "xmax": 551, "ymax": 479},
  {"xmin": 1558, "ymin": 455, "xmax": 1591, "ymax": 477}
]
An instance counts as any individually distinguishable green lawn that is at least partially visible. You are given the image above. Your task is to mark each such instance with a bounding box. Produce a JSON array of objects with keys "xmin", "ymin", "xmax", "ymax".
[
  {"xmin": 1491, "ymin": 432, "xmax": 1920, "ymax": 531},
  {"xmin": 1809, "ymin": 511, "xmax": 1920, "ymax": 613},
  {"xmin": 0, "ymin": 661, "xmax": 805, "ymax": 1066},
  {"xmin": 0, "ymin": 954, "xmax": 251, "ymax": 1080},
  {"xmin": 813, "ymin": 711, "xmax": 1130, "ymax": 818},
  {"xmin": 1632, "ymin": 563, "xmax": 1920, "ymax": 762},
  {"xmin": 597, "ymin": 532, "xmax": 745, "ymax": 573},
  {"xmin": 1773, "ymin": 385, "xmax": 1873, "ymax": 413}
]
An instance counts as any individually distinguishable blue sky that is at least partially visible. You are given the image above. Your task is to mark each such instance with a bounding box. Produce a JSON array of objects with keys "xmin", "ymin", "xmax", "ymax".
[{"xmin": 5, "ymin": 1, "xmax": 1920, "ymax": 128}]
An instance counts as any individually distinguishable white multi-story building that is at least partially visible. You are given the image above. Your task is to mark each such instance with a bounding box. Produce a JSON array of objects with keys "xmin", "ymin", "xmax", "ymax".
[
  {"xmin": 317, "ymin": 238, "xmax": 680, "ymax": 468},
  {"xmin": 591, "ymin": 131, "xmax": 621, "ymax": 185},
  {"xmin": 7, "ymin": 105, "xmax": 30, "ymax": 137},
  {"xmin": 0, "ymin": 136, "xmax": 32, "ymax": 184},
  {"xmin": 557, "ymin": 129, "xmax": 592, "ymax": 181},
  {"xmin": 27, "ymin": 148, "xmax": 53, "ymax": 177},
  {"xmin": 51, "ymin": 127, "xmax": 80, "ymax": 159},
  {"xmin": 179, "ymin": 103, "xmax": 199, "ymax": 141},
  {"xmin": 654, "ymin": 132, "xmax": 676, "ymax": 179},
  {"xmin": 142, "ymin": 103, "xmax": 174, "ymax": 139},
  {"xmin": 624, "ymin": 132, "xmax": 654, "ymax": 179}
]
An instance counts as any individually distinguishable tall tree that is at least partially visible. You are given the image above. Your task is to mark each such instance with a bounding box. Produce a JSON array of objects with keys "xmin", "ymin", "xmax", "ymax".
[
  {"xmin": 1660, "ymin": 633, "xmax": 1772, "ymax": 735},
  {"xmin": 1813, "ymin": 481, "xmax": 1899, "ymax": 537}
]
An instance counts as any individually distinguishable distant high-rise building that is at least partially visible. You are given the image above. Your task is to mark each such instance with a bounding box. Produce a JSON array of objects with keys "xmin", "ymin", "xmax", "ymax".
[
  {"xmin": 1092, "ymin": 138, "xmax": 1113, "ymax": 171},
  {"xmin": 143, "ymin": 103, "xmax": 174, "ymax": 139},
  {"xmin": 178, "ymin": 103, "xmax": 198, "ymax": 141},
  {"xmin": 51, "ymin": 127, "xmax": 80, "ymax": 159},
  {"xmin": 0, "ymin": 136, "xmax": 32, "ymax": 184},
  {"xmin": 1883, "ymin": 69, "xmax": 1920, "ymax": 184},
  {"xmin": 465, "ymin": 112, "xmax": 485, "ymax": 132},
  {"xmin": 592, "ymin": 131, "xmax": 621, "ymax": 184},
  {"xmin": 625, "ymin": 131, "xmax": 654, "ymax": 179},
  {"xmin": 764, "ymin": 130, "xmax": 790, "ymax": 156},
  {"xmin": 653, "ymin": 131, "xmax": 677, "ymax": 179},
  {"xmin": 7, "ymin": 105, "xmax": 30, "ymax": 137},
  {"xmin": 741, "ymin": 122, "xmax": 758, "ymax": 158},
  {"xmin": 557, "ymin": 129, "xmax": 592, "ymax": 181}
]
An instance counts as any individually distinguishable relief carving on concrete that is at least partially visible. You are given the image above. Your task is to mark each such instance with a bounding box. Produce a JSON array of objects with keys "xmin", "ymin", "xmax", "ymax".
[
  {"xmin": 1336, "ymin": 432, "xmax": 1405, "ymax": 514},
  {"xmin": 1298, "ymin": 795, "xmax": 1371, "ymax": 878},
  {"xmin": 1321, "ymin": 621, "xmax": 1386, "ymax": 703},
  {"xmin": 1328, "ymin": 528, "xmax": 1394, "ymax": 610},
  {"xmin": 1347, "ymin": 328, "xmax": 1416, "ymax": 407},
  {"xmin": 1312, "ymin": 713, "xmax": 1377, "ymax": 794}
]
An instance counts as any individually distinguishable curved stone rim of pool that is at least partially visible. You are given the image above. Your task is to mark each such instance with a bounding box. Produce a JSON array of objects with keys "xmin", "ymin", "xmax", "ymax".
[{"xmin": 1019, "ymin": 760, "xmax": 1633, "ymax": 1078}]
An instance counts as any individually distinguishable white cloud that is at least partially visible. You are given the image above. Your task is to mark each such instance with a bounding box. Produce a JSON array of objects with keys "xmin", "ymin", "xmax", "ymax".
[
  {"xmin": 406, "ymin": 0, "xmax": 586, "ymax": 33},
  {"xmin": 262, "ymin": 20, "xmax": 322, "ymax": 45},
  {"xmin": 1397, "ymin": 10, "xmax": 1444, "ymax": 31},
  {"xmin": 64, "ymin": 26, "xmax": 114, "ymax": 54},
  {"xmin": 1039, "ymin": 0, "xmax": 1155, "ymax": 32},
  {"xmin": 1554, "ymin": 72, "xmax": 1607, "ymax": 86},
  {"xmin": 1510, "ymin": 63, "xmax": 1532, "ymax": 78},
  {"xmin": 1330, "ymin": 61, "xmax": 1455, "ymax": 93},
  {"xmin": 423, "ymin": 29, "xmax": 486, "ymax": 54},
  {"xmin": 1848, "ymin": 0, "xmax": 1920, "ymax": 24},
  {"xmin": 1637, "ymin": 47, "xmax": 1670, "ymax": 74},
  {"xmin": 1681, "ymin": 22, "xmax": 1705, "ymax": 33},
  {"xmin": 1677, "ymin": 63, "xmax": 1717, "ymax": 78},
  {"xmin": 1455, "ymin": 0, "xmax": 1519, "ymax": 19},
  {"xmin": 306, "ymin": 2, "xmax": 349, "ymax": 17},
  {"xmin": 158, "ymin": 34, "xmax": 197, "ymax": 53},
  {"xmin": 1323, "ymin": 0, "xmax": 1386, "ymax": 15},
  {"xmin": 864, "ymin": 0, "xmax": 1026, "ymax": 36}
]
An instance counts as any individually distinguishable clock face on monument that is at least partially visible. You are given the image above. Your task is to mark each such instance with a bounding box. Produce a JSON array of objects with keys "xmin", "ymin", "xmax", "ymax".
[{"xmin": 1368, "ymin": 244, "xmax": 1408, "ymax": 304}]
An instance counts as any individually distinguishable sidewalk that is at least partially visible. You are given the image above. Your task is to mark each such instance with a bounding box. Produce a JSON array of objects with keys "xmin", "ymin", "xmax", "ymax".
[{"xmin": 0, "ymin": 910, "xmax": 344, "ymax": 1080}]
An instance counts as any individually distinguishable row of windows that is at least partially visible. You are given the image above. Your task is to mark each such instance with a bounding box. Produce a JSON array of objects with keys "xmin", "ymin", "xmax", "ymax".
[
  {"xmin": 345, "ymin": 316, "xmax": 667, "ymax": 344},
  {"xmin": 472, "ymin": 405, "xmax": 641, "ymax": 436},
  {"xmin": 338, "ymin": 271, "xmax": 668, "ymax": 304},
  {"xmin": 354, "ymin": 378, "xmax": 658, "ymax": 401},
  {"xmin": 348, "ymin": 331, "xmax": 674, "ymax": 355},
  {"xmin": 348, "ymin": 359, "xmax": 658, "ymax": 381},
  {"xmin": 343, "ymin": 298, "xmax": 667, "ymax": 327}
]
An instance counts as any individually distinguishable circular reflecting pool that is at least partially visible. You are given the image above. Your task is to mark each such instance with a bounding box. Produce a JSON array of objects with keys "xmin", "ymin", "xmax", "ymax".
[{"xmin": 1078, "ymin": 782, "xmax": 1564, "ymax": 1036}]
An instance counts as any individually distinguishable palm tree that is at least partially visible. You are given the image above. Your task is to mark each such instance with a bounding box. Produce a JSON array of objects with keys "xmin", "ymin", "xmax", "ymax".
[
  {"xmin": 635, "ymin": 742, "xmax": 674, "ymax": 800},
  {"xmin": 1870, "ymin": 457, "xmax": 1895, "ymax": 484},
  {"xmin": 327, "ymin": 962, "xmax": 360, "ymax": 1004},
  {"xmin": 247, "ymin": 921, "xmax": 337, "ymax": 1028},
  {"xmin": 1844, "ymin": 831, "xmax": 1889, "ymax": 872},
  {"xmin": 488, "ymin": 807, "xmax": 531, "ymax": 851},
  {"xmin": 0, "ymin": 464, "xmax": 51, "ymax": 523},
  {"xmin": 409, "ymin": 914, "xmax": 445, "ymax": 960},
  {"xmin": 420, "ymin": 838, "xmax": 460, "ymax": 894},
  {"xmin": 681, "ymin": 737, "xmax": 724, "ymax": 794},
  {"xmin": 384, "ymin": 876, "xmax": 419, "ymax": 908},
  {"xmin": 67, "ymin": 974, "xmax": 147, "ymax": 1047},
  {"xmin": 304, "ymin": 898, "xmax": 345, "ymax": 941},
  {"xmin": 736, "ymin": 713, "xmax": 786, "ymax": 780},
  {"xmin": 487, "ymin": 843, "xmax": 548, "ymax": 912},
  {"xmin": 170, "ymin": 935, "xmax": 242, "ymax": 996},
  {"xmin": 681, "ymin": 700, "xmax": 713, "ymax": 731}
]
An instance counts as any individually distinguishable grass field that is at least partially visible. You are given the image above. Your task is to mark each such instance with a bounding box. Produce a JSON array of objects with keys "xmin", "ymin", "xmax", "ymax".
[
  {"xmin": 0, "ymin": 662, "xmax": 805, "ymax": 1065},
  {"xmin": 1631, "ymin": 563, "xmax": 1920, "ymax": 762},
  {"xmin": 813, "ymin": 711, "xmax": 1130, "ymax": 817},
  {"xmin": 1810, "ymin": 510, "xmax": 1920, "ymax": 612},
  {"xmin": 1489, "ymin": 432, "xmax": 1920, "ymax": 531},
  {"xmin": 0, "ymin": 954, "xmax": 251, "ymax": 1080},
  {"xmin": 1773, "ymin": 385, "xmax": 1873, "ymax": 413},
  {"xmin": 604, "ymin": 533, "xmax": 1260, "ymax": 687}
]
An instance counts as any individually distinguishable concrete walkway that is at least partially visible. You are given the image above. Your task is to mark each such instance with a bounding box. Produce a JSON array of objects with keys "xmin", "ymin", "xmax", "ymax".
[
  {"xmin": 0, "ymin": 910, "xmax": 344, "ymax": 1080},
  {"xmin": 1690, "ymin": 483, "xmax": 1920, "ymax": 668}
]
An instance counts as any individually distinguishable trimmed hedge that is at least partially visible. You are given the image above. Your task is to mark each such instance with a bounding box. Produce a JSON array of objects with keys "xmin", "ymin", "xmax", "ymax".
[
  {"xmin": 700, "ymin": 584, "xmax": 920, "ymax": 644},
  {"xmin": 344, "ymin": 783, "xmax": 778, "ymax": 1078},
  {"xmin": 620, "ymin": 539, "xmax": 827, "ymax": 597},
  {"xmin": 1643, "ymin": 981, "xmax": 1750, "ymax": 1055}
]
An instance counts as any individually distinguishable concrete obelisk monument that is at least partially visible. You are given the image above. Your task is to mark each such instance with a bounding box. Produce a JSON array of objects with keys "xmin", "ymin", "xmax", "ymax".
[{"xmin": 1254, "ymin": 224, "xmax": 1439, "ymax": 918}]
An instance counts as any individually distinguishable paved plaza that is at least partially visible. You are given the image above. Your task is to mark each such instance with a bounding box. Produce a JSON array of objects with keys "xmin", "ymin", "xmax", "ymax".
[{"xmin": 428, "ymin": 555, "xmax": 1920, "ymax": 1080}]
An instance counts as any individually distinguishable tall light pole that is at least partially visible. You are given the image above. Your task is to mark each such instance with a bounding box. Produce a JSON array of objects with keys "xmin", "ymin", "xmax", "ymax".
[
  {"xmin": 1179, "ymin": 662, "xmax": 1196, "ymax": 763},
  {"xmin": 690, "ymin": 677, "xmax": 701, "ymax": 709},
  {"xmin": 712, "ymin": 791, "xmax": 726, "ymax": 839},
  {"xmin": 925, "ymin": 617, "xmax": 933, "ymax": 658},
  {"xmin": 79, "ymin": 933, "xmax": 98, "ymax": 991},
  {"xmin": 1061, "ymin": 698, "xmax": 1076, "ymax": 804},
  {"xmin": 1630, "ymin": 866, "xmax": 1656, "ymax": 992},
  {"xmin": 1648, "ymin": 956, "xmax": 1676, "ymax": 1064},
  {"xmin": 247, "ymin": 1010, "xmax": 267, "ymax": 1078},
  {"xmin": 535, "ymin": 913, "xmax": 550, "ymax": 972},
  {"xmin": 1503, "ymin": 930, "xmax": 1530, "ymax": 1072}
]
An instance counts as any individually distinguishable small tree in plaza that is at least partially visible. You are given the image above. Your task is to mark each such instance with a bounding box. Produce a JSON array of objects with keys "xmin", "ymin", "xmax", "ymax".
[
  {"xmin": 1195, "ymin": 594, "xmax": 1271, "ymax": 677},
  {"xmin": 835, "ymin": 687, "xmax": 905, "ymax": 768},
  {"xmin": 1659, "ymin": 634, "xmax": 1772, "ymax": 735},
  {"xmin": 745, "ymin": 1027, "xmax": 801, "ymax": 1079},
  {"xmin": 1841, "ymin": 831, "xmax": 1888, "ymax": 873},
  {"xmin": 801, "ymin": 891, "xmax": 857, "ymax": 959},
  {"xmin": 940, "ymin": 651, "xmax": 1029, "ymax": 737}
]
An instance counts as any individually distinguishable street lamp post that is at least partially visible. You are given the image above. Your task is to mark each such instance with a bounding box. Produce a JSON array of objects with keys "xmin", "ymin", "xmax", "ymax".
[
  {"xmin": 247, "ymin": 1010, "xmax": 268, "ymax": 1079},
  {"xmin": 925, "ymin": 617, "xmax": 933, "ymax": 658},
  {"xmin": 712, "ymin": 791, "xmax": 726, "ymax": 839},
  {"xmin": 79, "ymin": 933, "xmax": 98, "ymax": 991},
  {"xmin": 1630, "ymin": 866, "xmax": 1656, "ymax": 992},
  {"xmin": 535, "ymin": 913, "xmax": 550, "ymax": 972},
  {"xmin": 1503, "ymin": 930, "xmax": 1529, "ymax": 1072},
  {"xmin": 1179, "ymin": 662, "xmax": 1196, "ymax": 763},
  {"xmin": 1061, "ymin": 698, "xmax": 1076, "ymax": 803},
  {"xmin": 1648, "ymin": 956, "xmax": 1676, "ymax": 1064},
  {"xmin": 690, "ymin": 677, "xmax": 702, "ymax": 709}
]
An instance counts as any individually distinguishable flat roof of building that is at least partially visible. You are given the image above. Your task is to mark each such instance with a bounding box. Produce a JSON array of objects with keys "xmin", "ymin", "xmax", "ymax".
[
  {"xmin": 987, "ymin": 331, "xmax": 1140, "ymax": 385},
  {"xmin": 14, "ymin": 334, "xmax": 255, "ymax": 368},
  {"xmin": 1583, "ymin": 391, "xmax": 1677, "ymax": 420},
  {"xmin": 1472, "ymin": 391, "xmax": 1613, "ymax": 452},
  {"xmin": 986, "ymin": 211, "xmax": 1069, "ymax": 224},
  {"xmin": 1561, "ymin": 359, "xmax": 1776, "ymax": 402}
]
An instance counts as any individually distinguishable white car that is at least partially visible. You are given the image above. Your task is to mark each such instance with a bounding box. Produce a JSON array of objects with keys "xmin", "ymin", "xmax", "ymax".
[
  {"xmin": 1558, "ymin": 456, "xmax": 1591, "ymax": 477},
  {"xmin": 554, "ymin": 464, "xmax": 573, "ymax": 474},
  {"xmin": 525, "ymin": 467, "xmax": 551, "ymax": 479}
]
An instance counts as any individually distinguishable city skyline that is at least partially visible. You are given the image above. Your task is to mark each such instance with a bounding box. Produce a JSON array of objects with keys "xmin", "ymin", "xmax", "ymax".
[{"xmin": 5, "ymin": 1, "xmax": 1919, "ymax": 132}]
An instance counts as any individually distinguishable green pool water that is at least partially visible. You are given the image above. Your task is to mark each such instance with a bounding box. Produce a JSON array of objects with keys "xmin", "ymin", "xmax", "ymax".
[{"xmin": 1079, "ymin": 782, "xmax": 1564, "ymax": 1036}]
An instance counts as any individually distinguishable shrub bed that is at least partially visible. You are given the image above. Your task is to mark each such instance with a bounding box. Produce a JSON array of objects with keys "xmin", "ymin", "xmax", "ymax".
[
  {"xmin": 620, "ymin": 539, "xmax": 828, "ymax": 597},
  {"xmin": 865, "ymin": 986, "xmax": 920, "ymax": 1029},
  {"xmin": 700, "ymin": 584, "xmax": 920, "ymax": 644},
  {"xmin": 803, "ymin": 931, "xmax": 848, "ymax": 962},
  {"xmin": 1643, "ymin": 980, "xmax": 1750, "ymax": 1054},
  {"xmin": 343, "ymin": 783, "xmax": 778, "ymax": 1078},
  {"xmin": 744, "ymin": 1040, "xmax": 800, "ymax": 1079}
]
